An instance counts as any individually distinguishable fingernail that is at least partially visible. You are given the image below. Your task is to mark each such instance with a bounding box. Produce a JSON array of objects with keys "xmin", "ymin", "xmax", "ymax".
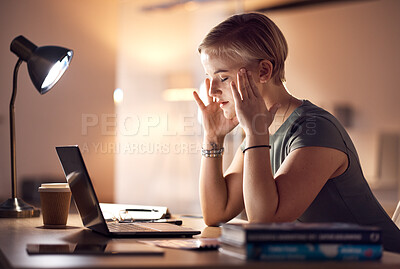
[{"xmin": 240, "ymin": 68, "xmax": 246, "ymax": 73}]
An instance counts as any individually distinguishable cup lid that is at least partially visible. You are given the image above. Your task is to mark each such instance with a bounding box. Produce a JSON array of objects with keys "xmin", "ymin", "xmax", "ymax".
[{"xmin": 39, "ymin": 183, "xmax": 70, "ymax": 192}]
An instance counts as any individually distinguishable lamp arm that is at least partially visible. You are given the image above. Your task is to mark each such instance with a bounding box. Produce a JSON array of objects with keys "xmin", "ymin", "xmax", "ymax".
[{"xmin": 10, "ymin": 59, "xmax": 22, "ymax": 199}]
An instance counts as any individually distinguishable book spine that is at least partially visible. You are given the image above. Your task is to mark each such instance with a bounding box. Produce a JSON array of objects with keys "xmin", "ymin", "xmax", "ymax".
[
  {"xmin": 241, "ymin": 230, "xmax": 382, "ymax": 244},
  {"xmin": 246, "ymin": 243, "xmax": 382, "ymax": 261}
]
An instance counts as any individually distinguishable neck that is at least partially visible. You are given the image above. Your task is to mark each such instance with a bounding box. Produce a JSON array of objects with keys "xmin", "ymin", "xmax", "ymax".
[
  {"xmin": 260, "ymin": 81, "xmax": 300, "ymax": 134},
  {"xmin": 261, "ymin": 81, "xmax": 293, "ymax": 114}
]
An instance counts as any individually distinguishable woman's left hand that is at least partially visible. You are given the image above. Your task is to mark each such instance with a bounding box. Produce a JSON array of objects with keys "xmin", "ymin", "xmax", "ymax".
[{"xmin": 230, "ymin": 68, "xmax": 280, "ymax": 136}]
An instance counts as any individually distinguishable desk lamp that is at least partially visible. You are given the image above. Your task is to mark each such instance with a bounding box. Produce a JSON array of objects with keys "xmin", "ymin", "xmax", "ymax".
[{"xmin": 0, "ymin": 35, "xmax": 73, "ymax": 218}]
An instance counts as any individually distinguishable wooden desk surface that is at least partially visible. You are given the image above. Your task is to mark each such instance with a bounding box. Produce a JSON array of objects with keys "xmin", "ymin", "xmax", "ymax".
[{"xmin": 1, "ymin": 214, "xmax": 400, "ymax": 269}]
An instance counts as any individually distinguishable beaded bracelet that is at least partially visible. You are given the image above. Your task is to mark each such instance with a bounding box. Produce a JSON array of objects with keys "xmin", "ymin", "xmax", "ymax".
[
  {"xmin": 242, "ymin": 145, "xmax": 271, "ymax": 154},
  {"xmin": 201, "ymin": 147, "xmax": 224, "ymax": 158}
]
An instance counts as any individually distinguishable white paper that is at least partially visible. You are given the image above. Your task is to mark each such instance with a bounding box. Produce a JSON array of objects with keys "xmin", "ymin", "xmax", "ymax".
[{"xmin": 99, "ymin": 203, "xmax": 169, "ymax": 221}]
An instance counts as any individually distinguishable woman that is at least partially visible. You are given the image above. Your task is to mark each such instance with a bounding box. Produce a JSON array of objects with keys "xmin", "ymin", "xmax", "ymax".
[{"xmin": 193, "ymin": 12, "xmax": 400, "ymax": 253}]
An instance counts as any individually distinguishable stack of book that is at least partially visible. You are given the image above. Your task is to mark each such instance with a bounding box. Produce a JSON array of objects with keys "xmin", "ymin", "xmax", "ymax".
[{"xmin": 219, "ymin": 222, "xmax": 383, "ymax": 261}]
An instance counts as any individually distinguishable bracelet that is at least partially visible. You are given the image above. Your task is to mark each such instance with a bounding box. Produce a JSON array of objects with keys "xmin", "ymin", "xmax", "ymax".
[
  {"xmin": 201, "ymin": 147, "xmax": 224, "ymax": 158},
  {"xmin": 242, "ymin": 145, "xmax": 271, "ymax": 154}
]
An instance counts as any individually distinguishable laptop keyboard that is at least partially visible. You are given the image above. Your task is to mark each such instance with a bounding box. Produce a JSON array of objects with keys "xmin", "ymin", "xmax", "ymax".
[{"xmin": 108, "ymin": 222, "xmax": 157, "ymax": 232}]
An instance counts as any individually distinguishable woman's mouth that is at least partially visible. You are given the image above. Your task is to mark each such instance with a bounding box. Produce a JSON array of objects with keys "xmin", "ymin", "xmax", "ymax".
[{"xmin": 219, "ymin": 101, "xmax": 229, "ymax": 108}]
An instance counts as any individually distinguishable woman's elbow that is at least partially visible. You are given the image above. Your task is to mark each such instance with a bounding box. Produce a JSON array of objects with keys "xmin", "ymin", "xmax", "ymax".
[
  {"xmin": 247, "ymin": 214, "xmax": 297, "ymax": 224},
  {"xmin": 204, "ymin": 219, "xmax": 220, "ymax": 227},
  {"xmin": 202, "ymin": 211, "xmax": 234, "ymax": 226},
  {"xmin": 203, "ymin": 215, "xmax": 223, "ymax": 227}
]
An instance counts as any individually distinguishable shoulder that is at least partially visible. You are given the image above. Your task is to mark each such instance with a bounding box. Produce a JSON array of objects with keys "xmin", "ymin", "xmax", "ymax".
[{"xmin": 287, "ymin": 101, "xmax": 347, "ymax": 153}]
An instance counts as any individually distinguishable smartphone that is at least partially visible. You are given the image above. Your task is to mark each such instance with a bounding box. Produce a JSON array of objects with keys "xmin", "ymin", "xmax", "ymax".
[{"xmin": 26, "ymin": 242, "xmax": 164, "ymax": 255}]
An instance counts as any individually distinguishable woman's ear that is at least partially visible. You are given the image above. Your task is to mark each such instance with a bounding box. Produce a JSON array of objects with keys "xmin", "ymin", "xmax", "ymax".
[{"xmin": 258, "ymin": 60, "xmax": 273, "ymax": 83}]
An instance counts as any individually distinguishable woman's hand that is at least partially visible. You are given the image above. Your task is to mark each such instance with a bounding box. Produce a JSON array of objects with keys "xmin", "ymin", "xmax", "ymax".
[
  {"xmin": 193, "ymin": 78, "xmax": 239, "ymax": 142},
  {"xmin": 230, "ymin": 69, "xmax": 280, "ymax": 136}
]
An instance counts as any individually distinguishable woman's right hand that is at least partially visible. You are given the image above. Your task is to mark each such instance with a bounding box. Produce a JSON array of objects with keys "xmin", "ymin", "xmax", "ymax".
[{"xmin": 193, "ymin": 78, "xmax": 239, "ymax": 143}]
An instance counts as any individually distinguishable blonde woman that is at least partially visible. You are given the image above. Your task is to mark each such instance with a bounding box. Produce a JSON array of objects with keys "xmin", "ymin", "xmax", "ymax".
[{"xmin": 193, "ymin": 12, "xmax": 400, "ymax": 253}]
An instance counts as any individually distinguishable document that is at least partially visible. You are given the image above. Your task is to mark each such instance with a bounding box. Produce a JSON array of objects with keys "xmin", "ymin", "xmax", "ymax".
[{"xmin": 100, "ymin": 203, "xmax": 170, "ymax": 221}]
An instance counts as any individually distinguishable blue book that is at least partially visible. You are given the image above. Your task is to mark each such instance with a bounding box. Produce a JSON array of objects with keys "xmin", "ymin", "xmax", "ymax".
[
  {"xmin": 219, "ymin": 243, "xmax": 383, "ymax": 261},
  {"xmin": 220, "ymin": 222, "xmax": 382, "ymax": 246}
]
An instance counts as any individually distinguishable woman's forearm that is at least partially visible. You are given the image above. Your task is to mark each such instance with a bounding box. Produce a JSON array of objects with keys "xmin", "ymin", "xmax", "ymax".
[
  {"xmin": 199, "ymin": 137, "xmax": 231, "ymax": 226},
  {"xmin": 243, "ymin": 134, "xmax": 279, "ymax": 223}
]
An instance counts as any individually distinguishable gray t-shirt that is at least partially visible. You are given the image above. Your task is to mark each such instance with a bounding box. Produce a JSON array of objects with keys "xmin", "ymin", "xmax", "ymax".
[{"xmin": 242, "ymin": 100, "xmax": 400, "ymax": 253}]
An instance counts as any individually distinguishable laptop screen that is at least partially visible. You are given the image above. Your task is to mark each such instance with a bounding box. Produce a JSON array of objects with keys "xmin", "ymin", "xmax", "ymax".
[{"xmin": 56, "ymin": 146, "xmax": 110, "ymax": 235}]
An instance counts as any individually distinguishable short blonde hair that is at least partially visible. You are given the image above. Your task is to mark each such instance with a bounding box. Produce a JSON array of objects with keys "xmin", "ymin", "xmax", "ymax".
[{"xmin": 198, "ymin": 13, "xmax": 288, "ymax": 84}]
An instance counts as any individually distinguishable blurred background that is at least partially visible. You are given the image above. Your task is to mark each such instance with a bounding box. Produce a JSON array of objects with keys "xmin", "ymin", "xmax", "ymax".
[{"xmin": 0, "ymin": 0, "xmax": 399, "ymax": 216}]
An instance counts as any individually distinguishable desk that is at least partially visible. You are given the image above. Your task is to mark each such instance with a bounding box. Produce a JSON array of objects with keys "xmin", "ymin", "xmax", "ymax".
[{"xmin": 1, "ymin": 214, "xmax": 400, "ymax": 269}]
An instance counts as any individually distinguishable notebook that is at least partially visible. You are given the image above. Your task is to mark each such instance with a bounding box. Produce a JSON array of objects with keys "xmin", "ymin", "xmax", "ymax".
[{"xmin": 55, "ymin": 145, "xmax": 200, "ymax": 238}]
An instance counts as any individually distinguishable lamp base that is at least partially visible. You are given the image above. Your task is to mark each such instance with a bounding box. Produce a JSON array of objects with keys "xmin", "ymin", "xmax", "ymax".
[{"xmin": 0, "ymin": 198, "xmax": 40, "ymax": 218}]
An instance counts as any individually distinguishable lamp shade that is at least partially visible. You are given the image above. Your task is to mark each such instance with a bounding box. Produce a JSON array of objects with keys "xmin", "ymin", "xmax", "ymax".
[{"xmin": 10, "ymin": 35, "xmax": 73, "ymax": 94}]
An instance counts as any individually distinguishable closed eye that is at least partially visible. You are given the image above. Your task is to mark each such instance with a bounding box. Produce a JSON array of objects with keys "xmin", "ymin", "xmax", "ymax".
[{"xmin": 220, "ymin": 77, "xmax": 228, "ymax": 82}]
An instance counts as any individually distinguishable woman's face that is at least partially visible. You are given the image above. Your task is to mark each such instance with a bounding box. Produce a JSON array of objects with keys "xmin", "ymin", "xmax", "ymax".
[{"xmin": 201, "ymin": 52, "xmax": 258, "ymax": 120}]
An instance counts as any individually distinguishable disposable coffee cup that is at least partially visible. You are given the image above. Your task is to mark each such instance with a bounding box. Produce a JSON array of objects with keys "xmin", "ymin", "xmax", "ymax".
[{"xmin": 38, "ymin": 183, "xmax": 71, "ymax": 227}]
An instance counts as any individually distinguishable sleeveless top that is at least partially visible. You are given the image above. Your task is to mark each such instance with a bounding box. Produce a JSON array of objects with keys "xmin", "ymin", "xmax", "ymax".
[{"xmin": 242, "ymin": 100, "xmax": 400, "ymax": 253}]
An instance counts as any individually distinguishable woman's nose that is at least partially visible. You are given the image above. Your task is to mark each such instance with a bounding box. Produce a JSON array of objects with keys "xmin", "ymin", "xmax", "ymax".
[{"xmin": 208, "ymin": 80, "xmax": 221, "ymax": 97}]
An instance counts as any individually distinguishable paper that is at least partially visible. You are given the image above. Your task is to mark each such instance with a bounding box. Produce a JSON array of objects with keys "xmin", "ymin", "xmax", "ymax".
[{"xmin": 99, "ymin": 203, "xmax": 170, "ymax": 221}]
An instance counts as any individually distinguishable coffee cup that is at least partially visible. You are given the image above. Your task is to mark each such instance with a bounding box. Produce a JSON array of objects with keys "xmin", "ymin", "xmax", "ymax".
[{"xmin": 38, "ymin": 183, "xmax": 71, "ymax": 227}]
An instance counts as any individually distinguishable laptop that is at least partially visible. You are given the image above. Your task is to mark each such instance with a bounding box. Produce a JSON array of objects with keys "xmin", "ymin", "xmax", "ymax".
[{"xmin": 56, "ymin": 145, "xmax": 200, "ymax": 238}]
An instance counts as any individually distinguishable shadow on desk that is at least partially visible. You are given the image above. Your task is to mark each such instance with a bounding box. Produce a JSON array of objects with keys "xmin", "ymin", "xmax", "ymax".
[
  {"xmin": 62, "ymin": 229, "xmax": 111, "ymax": 245},
  {"xmin": 36, "ymin": 225, "xmax": 81, "ymax": 230}
]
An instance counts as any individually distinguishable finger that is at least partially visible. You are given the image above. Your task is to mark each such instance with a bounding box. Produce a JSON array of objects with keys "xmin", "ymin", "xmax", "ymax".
[
  {"xmin": 230, "ymin": 81, "xmax": 242, "ymax": 105},
  {"xmin": 247, "ymin": 71, "xmax": 261, "ymax": 98},
  {"xmin": 237, "ymin": 69, "xmax": 249, "ymax": 100},
  {"xmin": 205, "ymin": 78, "xmax": 213, "ymax": 105},
  {"xmin": 241, "ymin": 68, "xmax": 252, "ymax": 99},
  {"xmin": 193, "ymin": 91, "xmax": 207, "ymax": 111}
]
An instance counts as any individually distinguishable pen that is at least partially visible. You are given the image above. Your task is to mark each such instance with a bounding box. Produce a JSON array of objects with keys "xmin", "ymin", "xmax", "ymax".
[
  {"xmin": 150, "ymin": 219, "xmax": 182, "ymax": 225},
  {"xmin": 119, "ymin": 219, "xmax": 183, "ymax": 225},
  {"xmin": 125, "ymin": 209, "xmax": 159, "ymax": 212}
]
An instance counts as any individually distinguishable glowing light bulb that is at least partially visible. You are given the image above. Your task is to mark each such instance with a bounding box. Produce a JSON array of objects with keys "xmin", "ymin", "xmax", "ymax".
[
  {"xmin": 113, "ymin": 88, "xmax": 124, "ymax": 104},
  {"xmin": 41, "ymin": 53, "xmax": 71, "ymax": 91}
]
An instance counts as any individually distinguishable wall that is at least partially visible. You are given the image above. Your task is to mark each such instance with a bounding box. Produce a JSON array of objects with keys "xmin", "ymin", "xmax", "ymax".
[
  {"xmin": 114, "ymin": 0, "xmax": 229, "ymax": 214},
  {"xmin": 0, "ymin": 0, "xmax": 117, "ymax": 203}
]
